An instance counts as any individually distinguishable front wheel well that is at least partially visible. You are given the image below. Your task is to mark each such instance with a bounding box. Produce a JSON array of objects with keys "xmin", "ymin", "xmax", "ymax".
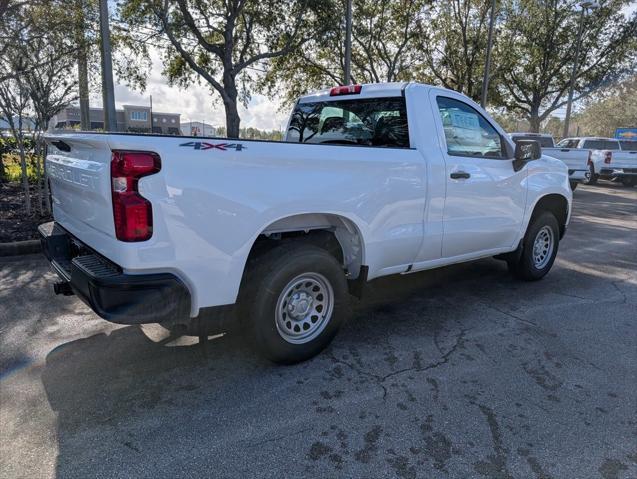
[{"xmin": 530, "ymin": 194, "xmax": 569, "ymax": 238}]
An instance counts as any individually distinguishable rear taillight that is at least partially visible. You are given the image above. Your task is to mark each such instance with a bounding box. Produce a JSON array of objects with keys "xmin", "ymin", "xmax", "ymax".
[
  {"xmin": 110, "ymin": 150, "xmax": 161, "ymax": 242},
  {"xmin": 604, "ymin": 151, "xmax": 612, "ymax": 164},
  {"xmin": 329, "ymin": 84, "xmax": 362, "ymax": 96}
]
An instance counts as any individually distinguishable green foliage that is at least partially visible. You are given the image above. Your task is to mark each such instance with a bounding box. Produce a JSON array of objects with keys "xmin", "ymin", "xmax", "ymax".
[
  {"xmin": 573, "ymin": 75, "xmax": 637, "ymax": 137},
  {"xmin": 1, "ymin": 153, "xmax": 40, "ymax": 182},
  {"xmin": 264, "ymin": 0, "xmax": 433, "ymax": 106},
  {"xmin": 0, "ymin": 136, "xmax": 35, "ymax": 155},
  {"xmin": 418, "ymin": 0, "xmax": 497, "ymax": 102},
  {"xmin": 214, "ymin": 126, "xmax": 283, "ymax": 141},
  {"xmin": 117, "ymin": 0, "xmax": 314, "ymax": 136},
  {"xmin": 496, "ymin": 0, "xmax": 637, "ymax": 131}
]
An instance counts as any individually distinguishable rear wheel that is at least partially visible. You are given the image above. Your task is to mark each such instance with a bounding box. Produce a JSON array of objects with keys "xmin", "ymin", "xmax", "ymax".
[
  {"xmin": 621, "ymin": 177, "xmax": 636, "ymax": 187},
  {"xmin": 239, "ymin": 243, "xmax": 350, "ymax": 364},
  {"xmin": 508, "ymin": 211, "xmax": 560, "ymax": 281},
  {"xmin": 582, "ymin": 163, "xmax": 597, "ymax": 185}
]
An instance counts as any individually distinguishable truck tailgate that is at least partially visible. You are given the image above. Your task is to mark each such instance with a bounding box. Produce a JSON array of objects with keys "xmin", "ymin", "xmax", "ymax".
[
  {"xmin": 46, "ymin": 136, "xmax": 115, "ymax": 237},
  {"xmin": 610, "ymin": 150, "xmax": 637, "ymax": 169},
  {"xmin": 542, "ymin": 147, "xmax": 588, "ymax": 170}
]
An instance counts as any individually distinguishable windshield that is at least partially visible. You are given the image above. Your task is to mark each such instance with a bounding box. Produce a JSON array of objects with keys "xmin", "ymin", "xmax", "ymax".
[
  {"xmin": 513, "ymin": 136, "xmax": 554, "ymax": 148},
  {"xmin": 286, "ymin": 97, "xmax": 409, "ymax": 148},
  {"xmin": 582, "ymin": 139, "xmax": 620, "ymax": 150},
  {"xmin": 619, "ymin": 140, "xmax": 637, "ymax": 151}
]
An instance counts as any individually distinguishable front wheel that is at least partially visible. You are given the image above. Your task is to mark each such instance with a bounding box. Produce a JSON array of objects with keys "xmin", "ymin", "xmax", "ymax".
[
  {"xmin": 239, "ymin": 243, "xmax": 350, "ymax": 364},
  {"xmin": 508, "ymin": 211, "xmax": 560, "ymax": 281}
]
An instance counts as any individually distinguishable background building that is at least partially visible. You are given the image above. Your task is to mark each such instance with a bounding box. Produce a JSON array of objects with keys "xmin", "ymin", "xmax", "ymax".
[
  {"xmin": 180, "ymin": 121, "xmax": 216, "ymax": 137},
  {"xmin": 50, "ymin": 105, "xmax": 181, "ymax": 135}
]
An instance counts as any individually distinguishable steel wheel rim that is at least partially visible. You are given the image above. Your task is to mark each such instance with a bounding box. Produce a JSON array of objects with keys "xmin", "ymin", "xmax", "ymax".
[
  {"xmin": 275, "ymin": 272, "xmax": 334, "ymax": 344},
  {"xmin": 585, "ymin": 164, "xmax": 593, "ymax": 182},
  {"xmin": 532, "ymin": 226, "xmax": 554, "ymax": 269}
]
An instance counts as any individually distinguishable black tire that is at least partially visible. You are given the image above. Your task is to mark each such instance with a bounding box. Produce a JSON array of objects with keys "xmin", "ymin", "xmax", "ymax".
[
  {"xmin": 621, "ymin": 177, "xmax": 636, "ymax": 187},
  {"xmin": 508, "ymin": 211, "xmax": 560, "ymax": 281},
  {"xmin": 569, "ymin": 180, "xmax": 578, "ymax": 191},
  {"xmin": 239, "ymin": 243, "xmax": 350, "ymax": 364},
  {"xmin": 582, "ymin": 163, "xmax": 597, "ymax": 185}
]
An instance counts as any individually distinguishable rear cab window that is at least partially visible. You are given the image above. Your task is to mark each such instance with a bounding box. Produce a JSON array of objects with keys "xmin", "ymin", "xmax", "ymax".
[
  {"xmin": 286, "ymin": 97, "xmax": 410, "ymax": 148},
  {"xmin": 582, "ymin": 139, "xmax": 620, "ymax": 150},
  {"xmin": 619, "ymin": 140, "xmax": 637, "ymax": 151}
]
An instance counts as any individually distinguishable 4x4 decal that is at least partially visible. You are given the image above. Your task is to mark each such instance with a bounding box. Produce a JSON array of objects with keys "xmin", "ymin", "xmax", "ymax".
[{"xmin": 180, "ymin": 141, "xmax": 246, "ymax": 151}]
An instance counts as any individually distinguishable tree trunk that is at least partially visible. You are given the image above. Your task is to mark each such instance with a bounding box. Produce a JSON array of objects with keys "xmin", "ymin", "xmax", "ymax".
[
  {"xmin": 78, "ymin": 46, "xmax": 91, "ymax": 130},
  {"xmin": 18, "ymin": 140, "xmax": 31, "ymax": 215},
  {"xmin": 224, "ymin": 100, "xmax": 241, "ymax": 138},
  {"xmin": 529, "ymin": 106, "xmax": 541, "ymax": 133},
  {"xmin": 222, "ymin": 74, "xmax": 241, "ymax": 138}
]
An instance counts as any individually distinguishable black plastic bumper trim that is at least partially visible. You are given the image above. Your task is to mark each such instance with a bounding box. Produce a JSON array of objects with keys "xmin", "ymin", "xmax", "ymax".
[{"xmin": 39, "ymin": 221, "xmax": 191, "ymax": 325}]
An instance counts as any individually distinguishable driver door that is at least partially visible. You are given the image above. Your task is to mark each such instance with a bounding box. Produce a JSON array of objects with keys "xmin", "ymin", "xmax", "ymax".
[{"xmin": 432, "ymin": 93, "xmax": 527, "ymax": 258}]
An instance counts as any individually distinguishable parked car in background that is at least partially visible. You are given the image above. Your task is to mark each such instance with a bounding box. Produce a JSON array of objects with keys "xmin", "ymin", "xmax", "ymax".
[
  {"xmin": 39, "ymin": 82, "xmax": 572, "ymax": 363},
  {"xmin": 602, "ymin": 139, "xmax": 637, "ymax": 187},
  {"xmin": 510, "ymin": 133, "xmax": 588, "ymax": 190},
  {"xmin": 558, "ymin": 137, "xmax": 637, "ymax": 187}
]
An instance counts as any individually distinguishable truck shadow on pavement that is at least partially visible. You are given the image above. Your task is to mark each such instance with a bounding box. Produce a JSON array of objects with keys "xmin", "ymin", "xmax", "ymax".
[{"xmin": 40, "ymin": 249, "xmax": 637, "ymax": 478}]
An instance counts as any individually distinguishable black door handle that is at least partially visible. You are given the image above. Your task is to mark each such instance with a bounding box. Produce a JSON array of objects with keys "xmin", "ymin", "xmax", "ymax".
[{"xmin": 450, "ymin": 171, "xmax": 471, "ymax": 179}]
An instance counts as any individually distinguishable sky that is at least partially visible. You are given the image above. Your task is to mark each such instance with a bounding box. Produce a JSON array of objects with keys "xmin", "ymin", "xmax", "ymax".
[
  {"xmin": 91, "ymin": 1, "xmax": 637, "ymax": 129},
  {"xmin": 90, "ymin": 49, "xmax": 291, "ymax": 131}
]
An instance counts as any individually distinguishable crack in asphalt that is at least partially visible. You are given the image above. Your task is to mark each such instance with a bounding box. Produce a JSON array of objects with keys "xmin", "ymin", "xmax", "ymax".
[{"xmin": 327, "ymin": 327, "xmax": 468, "ymax": 400}]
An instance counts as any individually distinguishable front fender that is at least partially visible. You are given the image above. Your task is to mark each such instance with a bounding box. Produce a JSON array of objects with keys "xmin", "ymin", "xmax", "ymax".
[{"xmin": 519, "ymin": 157, "xmax": 572, "ymax": 240}]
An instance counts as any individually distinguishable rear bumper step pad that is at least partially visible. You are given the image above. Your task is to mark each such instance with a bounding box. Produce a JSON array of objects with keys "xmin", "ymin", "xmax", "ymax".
[{"xmin": 39, "ymin": 221, "xmax": 191, "ymax": 324}]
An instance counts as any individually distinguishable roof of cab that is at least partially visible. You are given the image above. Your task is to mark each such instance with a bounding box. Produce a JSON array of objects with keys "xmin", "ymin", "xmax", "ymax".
[
  {"xmin": 297, "ymin": 82, "xmax": 413, "ymax": 103},
  {"xmin": 563, "ymin": 136, "xmax": 617, "ymax": 141}
]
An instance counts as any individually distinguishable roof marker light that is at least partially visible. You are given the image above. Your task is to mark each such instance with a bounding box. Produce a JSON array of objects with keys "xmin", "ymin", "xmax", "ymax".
[{"xmin": 329, "ymin": 84, "xmax": 362, "ymax": 96}]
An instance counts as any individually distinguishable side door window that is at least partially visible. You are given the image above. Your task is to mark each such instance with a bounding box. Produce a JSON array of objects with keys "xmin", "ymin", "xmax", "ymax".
[{"xmin": 436, "ymin": 96, "xmax": 506, "ymax": 159}]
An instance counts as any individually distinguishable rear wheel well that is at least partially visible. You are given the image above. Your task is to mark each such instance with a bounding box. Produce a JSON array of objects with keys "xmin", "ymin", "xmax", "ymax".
[
  {"xmin": 531, "ymin": 194, "xmax": 569, "ymax": 238},
  {"xmin": 244, "ymin": 214, "xmax": 364, "ymax": 279}
]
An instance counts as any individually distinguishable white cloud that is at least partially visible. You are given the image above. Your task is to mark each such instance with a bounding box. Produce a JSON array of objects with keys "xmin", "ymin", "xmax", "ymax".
[{"xmin": 90, "ymin": 47, "xmax": 290, "ymax": 131}]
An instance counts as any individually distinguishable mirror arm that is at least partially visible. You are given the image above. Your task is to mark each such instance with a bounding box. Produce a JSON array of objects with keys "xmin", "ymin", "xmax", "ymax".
[{"xmin": 512, "ymin": 158, "xmax": 527, "ymax": 172}]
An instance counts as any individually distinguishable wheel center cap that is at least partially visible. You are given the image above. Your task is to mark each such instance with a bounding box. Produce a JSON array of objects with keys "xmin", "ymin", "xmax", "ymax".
[{"xmin": 288, "ymin": 292, "xmax": 313, "ymax": 318}]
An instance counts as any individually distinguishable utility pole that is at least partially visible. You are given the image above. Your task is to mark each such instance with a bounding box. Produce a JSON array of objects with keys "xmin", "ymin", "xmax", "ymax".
[
  {"xmin": 481, "ymin": 0, "xmax": 496, "ymax": 109},
  {"xmin": 344, "ymin": 0, "xmax": 352, "ymax": 85},
  {"xmin": 75, "ymin": 1, "xmax": 90, "ymax": 130},
  {"xmin": 99, "ymin": 0, "xmax": 117, "ymax": 131},
  {"xmin": 563, "ymin": 1, "xmax": 599, "ymax": 138}
]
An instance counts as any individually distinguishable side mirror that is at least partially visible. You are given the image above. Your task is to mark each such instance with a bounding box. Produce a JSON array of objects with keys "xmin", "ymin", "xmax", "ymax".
[{"xmin": 513, "ymin": 139, "xmax": 541, "ymax": 171}]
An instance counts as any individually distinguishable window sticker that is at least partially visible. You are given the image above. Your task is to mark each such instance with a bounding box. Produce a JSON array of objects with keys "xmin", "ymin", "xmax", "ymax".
[{"xmin": 450, "ymin": 111, "xmax": 480, "ymax": 130}]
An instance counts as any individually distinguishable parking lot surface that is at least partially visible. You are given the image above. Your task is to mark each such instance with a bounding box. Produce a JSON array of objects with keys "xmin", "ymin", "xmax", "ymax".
[{"xmin": 1, "ymin": 182, "xmax": 636, "ymax": 479}]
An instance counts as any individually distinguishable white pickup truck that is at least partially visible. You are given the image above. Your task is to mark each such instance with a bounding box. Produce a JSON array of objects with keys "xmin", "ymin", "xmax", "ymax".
[
  {"xmin": 557, "ymin": 137, "xmax": 637, "ymax": 186},
  {"xmin": 510, "ymin": 133, "xmax": 588, "ymax": 190},
  {"xmin": 40, "ymin": 82, "xmax": 572, "ymax": 363}
]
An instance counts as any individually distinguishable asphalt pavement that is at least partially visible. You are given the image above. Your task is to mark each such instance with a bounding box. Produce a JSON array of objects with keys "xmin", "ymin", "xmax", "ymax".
[{"xmin": 1, "ymin": 181, "xmax": 636, "ymax": 479}]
